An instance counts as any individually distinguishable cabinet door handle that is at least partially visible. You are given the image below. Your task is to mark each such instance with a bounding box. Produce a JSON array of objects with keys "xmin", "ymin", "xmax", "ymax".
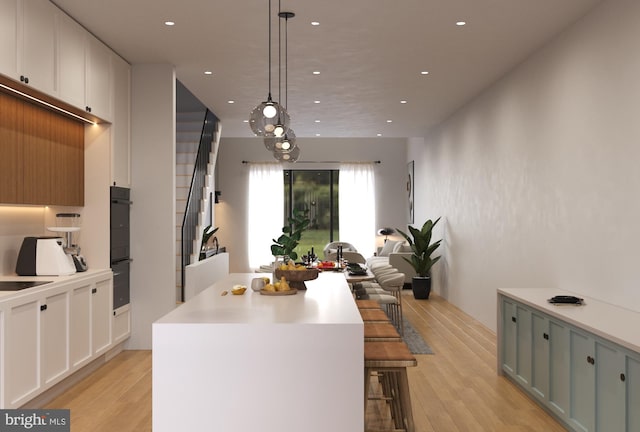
[
  {"xmin": 587, "ymin": 355, "xmax": 595, "ymax": 365},
  {"xmin": 511, "ymin": 316, "xmax": 517, "ymax": 323},
  {"xmin": 92, "ymin": 288, "xmax": 97, "ymax": 294},
  {"xmin": 620, "ymin": 373, "xmax": 626, "ymax": 382},
  {"xmin": 543, "ymin": 333, "xmax": 549, "ymax": 340},
  {"xmin": 40, "ymin": 304, "xmax": 47, "ymax": 311},
  {"xmin": 86, "ymin": 106, "xmax": 92, "ymax": 113}
]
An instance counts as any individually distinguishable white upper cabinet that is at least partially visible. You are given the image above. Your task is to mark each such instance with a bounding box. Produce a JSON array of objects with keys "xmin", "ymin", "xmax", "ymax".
[
  {"xmin": 0, "ymin": 0, "xmax": 19, "ymax": 78},
  {"xmin": 1, "ymin": 0, "xmax": 116, "ymax": 122},
  {"xmin": 21, "ymin": 0, "xmax": 57, "ymax": 95},
  {"xmin": 111, "ymin": 54, "xmax": 131, "ymax": 187},
  {"xmin": 0, "ymin": 0, "xmax": 57, "ymax": 95},
  {"xmin": 56, "ymin": 10, "xmax": 86, "ymax": 109},
  {"xmin": 85, "ymin": 33, "xmax": 113, "ymax": 122}
]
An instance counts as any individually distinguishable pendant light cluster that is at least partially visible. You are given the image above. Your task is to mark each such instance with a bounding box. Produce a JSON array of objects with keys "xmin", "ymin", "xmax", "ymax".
[{"xmin": 249, "ymin": 0, "xmax": 300, "ymax": 162}]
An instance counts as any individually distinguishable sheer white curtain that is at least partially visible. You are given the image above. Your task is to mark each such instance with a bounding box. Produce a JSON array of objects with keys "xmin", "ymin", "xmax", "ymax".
[
  {"xmin": 248, "ymin": 163, "xmax": 283, "ymax": 269},
  {"xmin": 339, "ymin": 163, "xmax": 376, "ymax": 257}
]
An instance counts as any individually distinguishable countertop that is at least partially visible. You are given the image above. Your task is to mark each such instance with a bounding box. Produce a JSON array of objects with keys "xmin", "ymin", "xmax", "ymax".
[
  {"xmin": 156, "ymin": 271, "xmax": 362, "ymax": 325},
  {"xmin": 498, "ymin": 287, "xmax": 640, "ymax": 354},
  {"xmin": 153, "ymin": 271, "xmax": 363, "ymax": 432},
  {"xmin": 0, "ymin": 269, "xmax": 112, "ymax": 300}
]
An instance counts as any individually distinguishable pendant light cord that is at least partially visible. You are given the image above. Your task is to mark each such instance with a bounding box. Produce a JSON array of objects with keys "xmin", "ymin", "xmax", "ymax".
[{"xmin": 267, "ymin": 0, "xmax": 272, "ymax": 100}]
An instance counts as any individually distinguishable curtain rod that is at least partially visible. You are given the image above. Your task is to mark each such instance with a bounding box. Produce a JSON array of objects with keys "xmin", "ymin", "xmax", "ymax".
[{"xmin": 241, "ymin": 160, "xmax": 381, "ymax": 164}]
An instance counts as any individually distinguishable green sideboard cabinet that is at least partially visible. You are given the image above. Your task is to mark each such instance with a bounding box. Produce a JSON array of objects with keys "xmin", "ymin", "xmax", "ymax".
[{"xmin": 498, "ymin": 289, "xmax": 640, "ymax": 432}]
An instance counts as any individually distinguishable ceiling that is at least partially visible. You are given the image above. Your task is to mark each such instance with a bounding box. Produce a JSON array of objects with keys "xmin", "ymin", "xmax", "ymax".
[{"xmin": 52, "ymin": 0, "xmax": 602, "ymax": 139}]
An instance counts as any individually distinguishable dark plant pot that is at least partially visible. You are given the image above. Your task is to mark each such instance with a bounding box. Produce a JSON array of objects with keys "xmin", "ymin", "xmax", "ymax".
[{"xmin": 412, "ymin": 276, "xmax": 431, "ymax": 299}]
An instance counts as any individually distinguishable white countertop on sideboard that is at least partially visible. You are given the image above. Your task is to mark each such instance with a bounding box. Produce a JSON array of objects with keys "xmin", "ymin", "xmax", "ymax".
[{"xmin": 498, "ymin": 288, "xmax": 640, "ymax": 354}]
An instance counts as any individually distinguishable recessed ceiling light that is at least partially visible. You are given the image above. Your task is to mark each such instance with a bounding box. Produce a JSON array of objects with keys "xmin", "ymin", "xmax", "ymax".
[
  {"xmin": 204, "ymin": 71, "xmax": 213, "ymax": 75},
  {"xmin": 227, "ymin": 100, "xmax": 235, "ymax": 104},
  {"xmin": 314, "ymin": 100, "xmax": 321, "ymax": 104},
  {"xmin": 377, "ymin": 133, "xmax": 382, "ymax": 137},
  {"xmin": 315, "ymin": 120, "xmax": 321, "ymax": 123},
  {"xmin": 400, "ymin": 100, "xmax": 407, "ymax": 104},
  {"xmin": 421, "ymin": 71, "xmax": 429, "ymax": 75},
  {"xmin": 312, "ymin": 71, "xmax": 320, "ymax": 75},
  {"xmin": 386, "ymin": 120, "xmax": 392, "ymax": 123},
  {"xmin": 311, "ymin": 21, "xmax": 320, "ymax": 26},
  {"xmin": 243, "ymin": 120, "xmax": 248, "ymax": 123},
  {"xmin": 456, "ymin": 21, "xmax": 466, "ymax": 26},
  {"xmin": 315, "ymin": 133, "xmax": 321, "ymax": 137},
  {"xmin": 164, "ymin": 21, "xmax": 175, "ymax": 26}
]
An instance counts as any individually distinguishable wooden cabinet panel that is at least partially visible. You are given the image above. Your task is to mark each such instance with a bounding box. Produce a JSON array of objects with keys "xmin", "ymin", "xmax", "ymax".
[
  {"xmin": 0, "ymin": 91, "xmax": 84, "ymax": 206},
  {"xmin": 22, "ymin": 101, "xmax": 52, "ymax": 204},
  {"xmin": 0, "ymin": 92, "xmax": 23, "ymax": 202},
  {"xmin": 51, "ymin": 112, "xmax": 84, "ymax": 206}
]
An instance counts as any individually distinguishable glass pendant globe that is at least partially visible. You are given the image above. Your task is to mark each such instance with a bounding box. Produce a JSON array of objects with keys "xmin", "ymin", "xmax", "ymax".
[
  {"xmin": 273, "ymin": 129, "xmax": 296, "ymax": 152},
  {"xmin": 249, "ymin": 100, "xmax": 289, "ymax": 137},
  {"xmin": 273, "ymin": 145, "xmax": 300, "ymax": 162},
  {"xmin": 263, "ymin": 103, "xmax": 277, "ymax": 118}
]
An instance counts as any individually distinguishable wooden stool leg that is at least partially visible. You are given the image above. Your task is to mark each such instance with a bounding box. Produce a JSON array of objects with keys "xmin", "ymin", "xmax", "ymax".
[
  {"xmin": 364, "ymin": 367, "xmax": 371, "ymax": 415},
  {"xmin": 397, "ymin": 368, "xmax": 415, "ymax": 432}
]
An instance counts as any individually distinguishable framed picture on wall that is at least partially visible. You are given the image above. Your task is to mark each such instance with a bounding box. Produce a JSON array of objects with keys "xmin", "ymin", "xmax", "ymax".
[{"xmin": 407, "ymin": 161, "xmax": 414, "ymax": 224}]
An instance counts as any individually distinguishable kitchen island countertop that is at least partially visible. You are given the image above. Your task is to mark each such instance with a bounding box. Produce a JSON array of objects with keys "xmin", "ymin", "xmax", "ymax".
[{"xmin": 153, "ymin": 271, "xmax": 364, "ymax": 432}]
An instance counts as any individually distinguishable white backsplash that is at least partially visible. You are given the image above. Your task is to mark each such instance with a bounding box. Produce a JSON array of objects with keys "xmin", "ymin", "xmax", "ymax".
[{"xmin": 0, "ymin": 207, "xmax": 46, "ymax": 275}]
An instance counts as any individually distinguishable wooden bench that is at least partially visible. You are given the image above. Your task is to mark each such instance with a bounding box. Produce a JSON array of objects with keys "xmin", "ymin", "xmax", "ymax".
[
  {"xmin": 364, "ymin": 341, "xmax": 417, "ymax": 432},
  {"xmin": 364, "ymin": 322, "xmax": 402, "ymax": 342}
]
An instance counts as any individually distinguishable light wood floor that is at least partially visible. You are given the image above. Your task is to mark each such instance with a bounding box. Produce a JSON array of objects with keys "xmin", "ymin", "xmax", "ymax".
[{"xmin": 44, "ymin": 292, "xmax": 565, "ymax": 431}]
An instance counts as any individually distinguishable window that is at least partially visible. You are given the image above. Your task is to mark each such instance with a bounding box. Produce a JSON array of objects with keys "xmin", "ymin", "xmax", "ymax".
[{"xmin": 284, "ymin": 170, "xmax": 338, "ymax": 259}]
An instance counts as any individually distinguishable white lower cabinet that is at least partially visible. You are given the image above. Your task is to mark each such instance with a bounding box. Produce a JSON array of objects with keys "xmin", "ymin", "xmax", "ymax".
[
  {"xmin": 498, "ymin": 292, "xmax": 640, "ymax": 432},
  {"xmin": 4, "ymin": 285, "xmax": 70, "ymax": 407},
  {"xmin": 1, "ymin": 270, "xmax": 118, "ymax": 408}
]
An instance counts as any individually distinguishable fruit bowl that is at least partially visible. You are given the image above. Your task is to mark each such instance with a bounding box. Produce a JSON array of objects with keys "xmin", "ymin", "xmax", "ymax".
[{"xmin": 274, "ymin": 268, "xmax": 319, "ymax": 289}]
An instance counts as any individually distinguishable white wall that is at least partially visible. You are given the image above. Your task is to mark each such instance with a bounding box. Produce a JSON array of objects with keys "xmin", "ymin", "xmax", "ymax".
[
  {"xmin": 129, "ymin": 64, "xmax": 177, "ymax": 349},
  {"xmin": 410, "ymin": 0, "xmax": 640, "ymax": 331},
  {"xmin": 216, "ymin": 137, "xmax": 408, "ymax": 272}
]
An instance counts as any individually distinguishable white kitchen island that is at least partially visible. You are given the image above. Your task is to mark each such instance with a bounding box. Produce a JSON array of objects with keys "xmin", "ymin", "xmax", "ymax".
[{"xmin": 152, "ymin": 272, "xmax": 363, "ymax": 432}]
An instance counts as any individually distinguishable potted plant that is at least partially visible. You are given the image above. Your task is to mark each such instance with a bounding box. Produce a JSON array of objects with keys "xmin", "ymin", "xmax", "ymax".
[
  {"xmin": 271, "ymin": 208, "xmax": 310, "ymax": 262},
  {"xmin": 396, "ymin": 217, "xmax": 441, "ymax": 299},
  {"xmin": 199, "ymin": 225, "xmax": 219, "ymax": 260}
]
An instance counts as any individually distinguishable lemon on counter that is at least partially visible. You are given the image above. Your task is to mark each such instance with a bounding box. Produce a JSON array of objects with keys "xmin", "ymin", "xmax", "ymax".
[{"xmin": 231, "ymin": 285, "xmax": 247, "ymax": 295}]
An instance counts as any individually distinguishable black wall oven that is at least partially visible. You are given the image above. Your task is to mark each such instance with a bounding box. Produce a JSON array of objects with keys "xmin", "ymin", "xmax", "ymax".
[{"xmin": 110, "ymin": 186, "xmax": 131, "ymax": 310}]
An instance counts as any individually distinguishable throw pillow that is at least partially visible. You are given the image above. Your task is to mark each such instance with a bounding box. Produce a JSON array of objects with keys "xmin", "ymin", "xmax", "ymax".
[{"xmin": 379, "ymin": 240, "xmax": 400, "ymax": 257}]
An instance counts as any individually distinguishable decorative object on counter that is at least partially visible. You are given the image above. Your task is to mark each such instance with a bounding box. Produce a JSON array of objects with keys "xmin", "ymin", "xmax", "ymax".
[
  {"xmin": 547, "ymin": 295, "xmax": 584, "ymax": 305},
  {"xmin": 271, "ymin": 208, "xmax": 310, "ymax": 262},
  {"xmin": 274, "ymin": 263, "xmax": 319, "ymax": 290},
  {"xmin": 199, "ymin": 225, "xmax": 219, "ymax": 260},
  {"xmin": 16, "ymin": 237, "xmax": 76, "ymax": 276},
  {"xmin": 47, "ymin": 213, "xmax": 87, "ymax": 272},
  {"xmin": 377, "ymin": 227, "xmax": 396, "ymax": 243},
  {"xmin": 396, "ymin": 217, "xmax": 441, "ymax": 299}
]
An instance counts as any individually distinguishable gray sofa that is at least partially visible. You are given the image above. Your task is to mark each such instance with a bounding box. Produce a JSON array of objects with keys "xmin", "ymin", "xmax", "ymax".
[{"xmin": 366, "ymin": 240, "xmax": 416, "ymax": 284}]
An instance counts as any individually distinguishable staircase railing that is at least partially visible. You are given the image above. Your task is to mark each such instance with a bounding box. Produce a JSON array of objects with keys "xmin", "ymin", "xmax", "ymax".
[{"xmin": 180, "ymin": 109, "xmax": 217, "ymax": 301}]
